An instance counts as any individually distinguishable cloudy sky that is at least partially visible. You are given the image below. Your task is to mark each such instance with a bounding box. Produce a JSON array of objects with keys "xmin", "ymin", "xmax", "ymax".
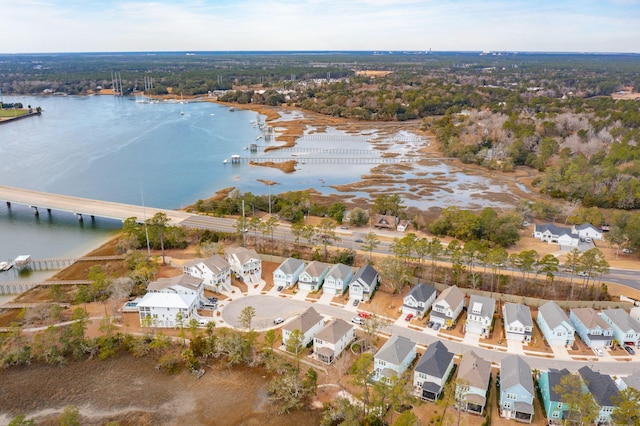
[{"xmin": 4, "ymin": 0, "xmax": 640, "ymax": 53}]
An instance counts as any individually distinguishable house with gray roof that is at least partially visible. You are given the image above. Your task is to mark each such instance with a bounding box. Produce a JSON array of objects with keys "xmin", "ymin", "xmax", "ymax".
[
  {"xmin": 578, "ymin": 366, "xmax": 619, "ymax": 425},
  {"xmin": 500, "ymin": 355, "xmax": 534, "ymax": 423},
  {"xmin": 402, "ymin": 283, "xmax": 437, "ymax": 318},
  {"xmin": 503, "ymin": 303, "xmax": 533, "ymax": 343},
  {"xmin": 225, "ymin": 246, "xmax": 262, "ymax": 284},
  {"xmin": 313, "ymin": 318, "xmax": 355, "ymax": 364},
  {"xmin": 323, "ymin": 263, "xmax": 353, "ymax": 295},
  {"xmin": 349, "ymin": 263, "xmax": 379, "ymax": 301},
  {"xmin": 273, "ymin": 257, "xmax": 306, "ymax": 289},
  {"xmin": 413, "ymin": 341, "xmax": 455, "ymax": 401},
  {"xmin": 533, "ymin": 223, "xmax": 579, "ymax": 247},
  {"xmin": 539, "ymin": 368, "xmax": 571, "ymax": 423},
  {"xmin": 429, "ymin": 285, "xmax": 466, "ymax": 328},
  {"xmin": 465, "ymin": 295, "xmax": 495, "ymax": 337},
  {"xmin": 536, "ymin": 301, "xmax": 575, "ymax": 346},
  {"xmin": 282, "ymin": 306, "xmax": 325, "ymax": 350},
  {"xmin": 373, "ymin": 335, "xmax": 417, "ymax": 383},
  {"xmin": 457, "ymin": 351, "xmax": 491, "ymax": 415},
  {"xmin": 617, "ymin": 372, "xmax": 640, "ymax": 392},
  {"xmin": 183, "ymin": 254, "xmax": 231, "ymax": 292},
  {"xmin": 148, "ymin": 274, "xmax": 206, "ymax": 303},
  {"xmin": 571, "ymin": 223, "xmax": 603, "ymax": 240},
  {"xmin": 569, "ymin": 308, "xmax": 613, "ymax": 349},
  {"xmin": 298, "ymin": 260, "xmax": 330, "ymax": 292},
  {"xmin": 600, "ymin": 308, "xmax": 640, "ymax": 347}
]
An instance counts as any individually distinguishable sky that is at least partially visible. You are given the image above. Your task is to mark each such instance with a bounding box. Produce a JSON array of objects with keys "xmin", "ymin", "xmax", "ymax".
[{"xmin": 4, "ymin": 0, "xmax": 640, "ymax": 54}]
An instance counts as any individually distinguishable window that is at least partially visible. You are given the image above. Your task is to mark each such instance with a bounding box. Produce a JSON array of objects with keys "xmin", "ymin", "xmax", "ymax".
[
  {"xmin": 557, "ymin": 402, "xmax": 563, "ymax": 409},
  {"xmin": 506, "ymin": 393, "xmax": 517, "ymax": 400},
  {"xmin": 552, "ymin": 412, "xmax": 559, "ymax": 418}
]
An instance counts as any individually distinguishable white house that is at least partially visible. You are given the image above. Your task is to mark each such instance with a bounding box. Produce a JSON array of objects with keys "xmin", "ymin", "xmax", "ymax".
[
  {"xmin": 298, "ymin": 261, "xmax": 330, "ymax": 292},
  {"xmin": 137, "ymin": 292, "xmax": 199, "ymax": 328},
  {"xmin": 349, "ymin": 264, "xmax": 379, "ymax": 301},
  {"xmin": 225, "ymin": 247, "xmax": 262, "ymax": 285},
  {"xmin": 323, "ymin": 263, "xmax": 353, "ymax": 295},
  {"xmin": 397, "ymin": 220, "xmax": 411, "ymax": 232},
  {"xmin": 503, "ymin": 303, "xmax": 533, "ymax": 343},
  {"xmin": 183, "ymin": 254, "xmax": 231, "ymax": 292},
  {"xmin": 313, "ymin": 318, "xmax": 355, "ymax": 364},
  {"xmin": 571, "ymin": 223, "xmax": 603, "ymax": 241},
  {"xmin": 373, "ymin": 335, "xmax": 417, "ymax": 383},
  {"xmin": 600, "ymin": 308, "xmax": 640, "ymax": 347},
  {"xmin": 457, "ymin": 351, "xmax": 491, "ymax": 415},
  {"xmin": 536, "ymin": 301, "xmax": 575, "ymax": 346},
  {"xmin": 273, "ymin": 257, "xmax": 306, "ymax": 289},
  {"xmin": 429, "ymin": 285, "xmax": 466, "ymax": 327},
  {"xmin": 402, "ymin": 283, "xmax": 437, "ymax": 318},
  {"xmin": 465, "ymin": 295, "xmax": 495, "ymax": 337},
  {"xmin": 282, "ymin": 306, "xmax": 325, "ymax": 349},
  {"xmin": 569, "ymin": 308, "xmax": 613, "ymax": 348},
  {"xmin": 413, "ymin": 341, "xmax": 455, "ymax": 401},
  {"xmin": 533, "ymin": 223, "xmax": 579, "ymax": 246},
  {"xmin": 147, "ymin": 274, "xmax": 206, "ymax": 302}
]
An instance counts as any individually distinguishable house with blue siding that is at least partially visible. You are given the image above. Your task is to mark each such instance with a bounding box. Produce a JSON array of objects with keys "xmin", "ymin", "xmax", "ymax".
[
  {"xmin": 578, "ymin": 366, "xmax": 619, "ymax": 425},
  {"xmin": 373, "ymin": 335, "xmax": 417, "ymax": 383},
  {"xmin": 538, "ymin": 368, "xmax": 571, "ymax": 424},
  {"xmin": 402, "ymin": 283, "xmax": 437, "ymax": 318},
  {"xmin": 298, "ymin": 260, "xmax": 330, "ymax": 292},
  {"xmin": 323, "ymin": 263, "xmax": 353, "ymax": 295},
  {"xmin": 601, "ymin": 308, "xmax": 640, "ymax": 347},
  {"xmin": 569, "ymin": 308, "xmax": 613, "ymax": 349},
  {"xmin": 499, "ymin": 355, "xmax": 534, "ymax": 423},
  {"xmin": 273, "ymin": 257, "xmax": 306, "ymax": 289},
  {"xmin": 457, "ymin": 351, "xmax": 491, "ymax": 415},
  {"xmin": 536, "ymin": 301, "xmax": 575, "ymax": 346}
]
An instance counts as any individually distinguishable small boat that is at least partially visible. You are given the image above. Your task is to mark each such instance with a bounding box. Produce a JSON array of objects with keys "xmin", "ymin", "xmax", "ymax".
[
  {"xmin": 210, "ymin": 113, "xmax": 216, "ymax": 116},
  {"xmin": 0, "ymin": 261, "xmax": 13, "ymax": 272},
  {"xmin": 228, "ymin": 107, "xmax": 236, "ymax": 112},
  {"xmin": 223, "ymin": 159, "xmax": 228, "ymax": 164},
  {"xmin": 256, "ymin": 135, "xmax": 263, "ymax": 140}
]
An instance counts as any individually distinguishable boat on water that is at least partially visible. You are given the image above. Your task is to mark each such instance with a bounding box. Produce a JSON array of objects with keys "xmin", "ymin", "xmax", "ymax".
[
  {"xmin": 0, "ymin": 261, "xmax": 13, "ymax": 272},
  {"xmin": 223, "ymin": 159, "xmax": 228, "ymax": 164},
  {"xmin": 228, "ymin": 107, "xmax": 236, "ymax": 112}
]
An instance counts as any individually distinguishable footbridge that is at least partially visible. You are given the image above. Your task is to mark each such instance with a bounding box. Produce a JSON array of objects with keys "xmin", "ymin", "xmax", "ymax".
[{"xmin": 0, "ymin": 185, "xmax": 195, "ymax": 225}]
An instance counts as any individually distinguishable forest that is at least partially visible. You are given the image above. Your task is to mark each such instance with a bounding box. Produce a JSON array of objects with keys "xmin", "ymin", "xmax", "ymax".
[{"xmin": 3, "ymin": 51, "xmax": 640, "ymax": 209}]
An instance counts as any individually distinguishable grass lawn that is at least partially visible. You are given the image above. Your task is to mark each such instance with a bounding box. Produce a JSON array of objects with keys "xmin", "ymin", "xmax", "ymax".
[{"xmin": 0, "ymin": 109, "xmax": 28, "ymax": 118}]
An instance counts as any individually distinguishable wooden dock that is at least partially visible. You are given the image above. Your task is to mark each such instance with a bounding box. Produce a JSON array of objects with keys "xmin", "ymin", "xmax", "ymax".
[{"xmin": 0, "ymin": 280, "xmax": 91, "ymax": 295}]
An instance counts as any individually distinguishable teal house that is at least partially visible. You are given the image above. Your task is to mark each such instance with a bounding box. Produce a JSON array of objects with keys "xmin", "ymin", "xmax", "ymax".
[{"xmin": 538, "ymin": 369, "xmax": 570, "ymax": 424}]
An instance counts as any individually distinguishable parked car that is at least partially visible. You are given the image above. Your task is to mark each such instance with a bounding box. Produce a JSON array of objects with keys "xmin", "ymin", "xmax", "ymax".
[
  {"xmin": 358, "ymin": 311, "xmax": 371, "ymax": 319},
  {"xmin": 353, "ymin": 299, "xmax": 360, "ymax": 307},
  {"xmin": 351, "ymin": 317, "xmax": 365, "ymax": 325},
  {"xmin": 623, "ymin": 248, "xmax": 632, "ymax": 254},
  {"xmin": 427, "ymin": 321, "xmax": 434, "ymax": 328},
  {"xmin": 404, "ymin": 313, "xmax": 414, "ymax": 322},
  {"xmin": 273, "ymin": 318, "xmax": 284, "ymax": 325},
  {"xmin": 624, "ymin": 345, "xmax": 636, "ymax": 355},
  {"xmin": 433, "ymin": 322, "xmax": 441, "ymax": 331},
  {"xmin": 593, "ymin": 347, "xmax": 605, "ymax": 357},
  {"xmin": 276, "ymin": 285, "xmax": 284, "ymax": 292},
  {"xmin": 585, "ymin": 237, "xmax": 592, "ymax": 243}
]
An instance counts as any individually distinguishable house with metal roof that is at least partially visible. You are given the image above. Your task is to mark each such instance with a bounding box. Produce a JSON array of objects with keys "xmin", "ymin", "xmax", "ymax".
[
  {"xmin": 323, "ymin": 263, "xmax": 353, "ymax": 295},
  {"xmin": 298, "ymin": 260, "xmax": 330, "ymax": 292},
  {"xmin": 569, "ymin": 308, "xmax": 613, "ymax": 349},
  {"xmin": 282, "ymin": 306, "xmax": 325, "ymax": 349},
  {"xmin": 349, "ymin": 263, "xmax": 379, "ymax": 302},
  {"xmin": 465, "ymin": 295, "xmax": 495, "ymax": 337},
  {"xmin": 273, "ymin": 257, "xmax": 306, "ymax": 289},
  {"xmin": 183, "ymin": 254, "xmax": 231, "ymax": 292},
  {"xmin": 457, "ymin": 351, "xmax": 491, "ymax": 415},
  {"xmin": 600, "ymin": 308, "xmax": 640, "ymax": 347},
  {"xmin": 578, "ymin": 366, "xmax": 619, "ymax": 425},
  {"xmin": 402, "ymin": 283, "xmax": 437, "ymax": 318},
  {"xmin": 137, "ymin": 292, "xmax": 199, "ymax": 328},
  {"xmin": 538, "ymin": 368, "xmax": 571, "ymax": 424},
  {"xmin": 500, "ymin": 355, "xmax": 535, "ymax": 423},
  {"xmin": 536, "ymin": 301, "xmax": 575, "ymax": 346},
  {"xmin": 503, "ymin": 303, "xmax": 533, "ymax": 343},
  {"xmin": 373, "ymin": 335, "xmax": 417, "ymax": 383},
  {"xmin": 313, "ymin": 318, "xmax": 355, "ymax": 364},
  {"xmin": 413, "ymin": 341, "xmax": 455, "ymax": 401},
  {"xmin": 429, "ymin": 285, "xmax": 466, "ymax": 328}
]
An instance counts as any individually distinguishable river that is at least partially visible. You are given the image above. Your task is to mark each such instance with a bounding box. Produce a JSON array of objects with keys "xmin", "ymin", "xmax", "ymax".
[{"xmin": 0, "ymin": 94, "xmax": 518, "ymax": 286}]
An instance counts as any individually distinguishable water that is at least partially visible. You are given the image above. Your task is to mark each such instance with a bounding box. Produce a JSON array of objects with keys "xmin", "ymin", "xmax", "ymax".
[{"xmin": 0, "ymin": 95, "xmax": 518, "ymax": 286}]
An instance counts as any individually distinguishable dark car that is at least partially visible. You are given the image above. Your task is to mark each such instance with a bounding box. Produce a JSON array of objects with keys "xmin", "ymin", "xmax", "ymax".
[
  {"xmin": 276, "ymin": 285, "xmax": 284, "ymax": 292},
  {"xmin": 353, "ymin": 299, "xmax": 360, "ymax": 307},
  {"xmin": 624, "ymin": 345, "xmax": 636, "ymax": 355}
]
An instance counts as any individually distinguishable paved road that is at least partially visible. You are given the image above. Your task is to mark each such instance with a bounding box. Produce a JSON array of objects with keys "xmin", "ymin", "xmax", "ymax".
[{"xmin": 223, "ymin": 295, "xmax": 640, "ymax": 376}]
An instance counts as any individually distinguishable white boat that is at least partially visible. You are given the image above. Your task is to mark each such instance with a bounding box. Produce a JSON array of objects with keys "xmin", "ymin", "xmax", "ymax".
[
  {"xmin": 0, "ymin": 261, "xmax": 11, "ymax": 271},
  {"xmin": 228, "ymin": 107, "xmax": 236, "ymax": 112},
  {"xmin": 223, "ymin": 159, "xmax": 228, "ymax": 164}
]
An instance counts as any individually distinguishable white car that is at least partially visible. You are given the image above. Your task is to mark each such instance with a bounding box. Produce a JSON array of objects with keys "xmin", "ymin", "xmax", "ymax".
[
  {"xmin": 351, "ymin": 317, "xmax": 365, "ymax": 325},
  {"xmin": 273, "ymin": 318, "xmax": 284, "ymax": 325},
  {"xmin": 593, "ymin": 347, "xmax": 605, "ymax": 357}
]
